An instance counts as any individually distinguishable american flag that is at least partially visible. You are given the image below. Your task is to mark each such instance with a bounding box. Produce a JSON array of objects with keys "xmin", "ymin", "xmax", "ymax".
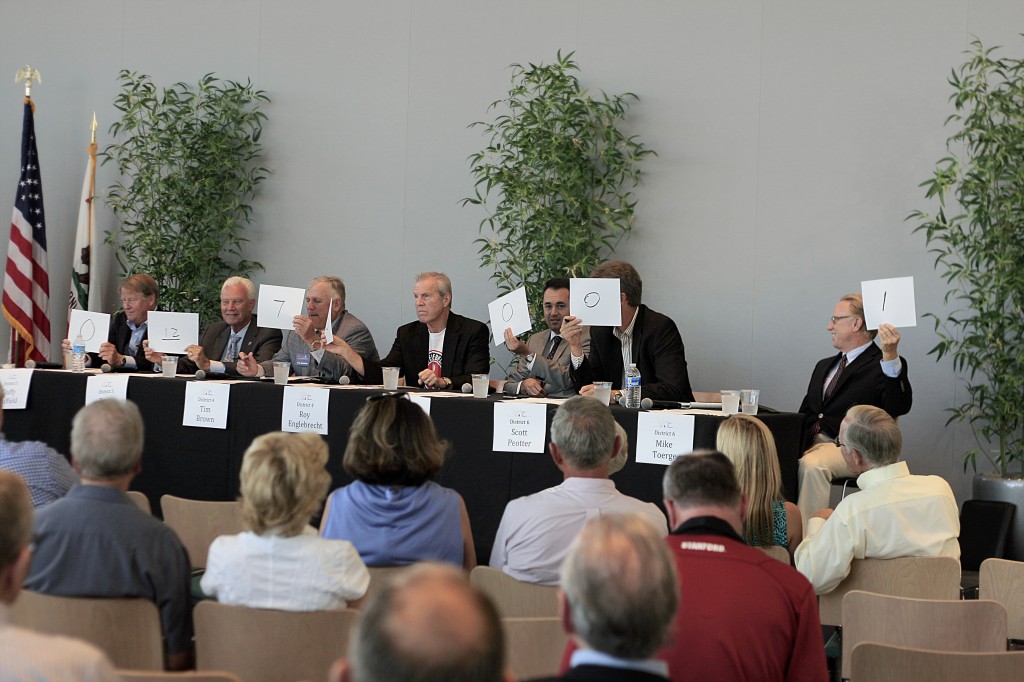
[{"xmin": 2, "ymin": 98, "xmax": 50, "ymax": 365}]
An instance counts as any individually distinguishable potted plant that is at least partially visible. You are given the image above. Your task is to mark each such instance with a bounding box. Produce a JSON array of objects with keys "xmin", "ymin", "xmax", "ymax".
[
  {"xmin": 463, "ymin": 51, "xmax": 654, "ymax": 334},
  {"xmin": 103, "ymin": 71, "xmax": 269, "ymax": 328},
  {"xmin": 910, "ymin": 39, "xmax": 1024, "ymax": 558}
]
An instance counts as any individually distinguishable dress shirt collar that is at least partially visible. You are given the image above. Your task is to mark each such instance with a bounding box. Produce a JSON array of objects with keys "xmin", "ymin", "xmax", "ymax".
[
  {"xmin": 613, "ymin": 306, "xmax": 639, "ymax": 340},
  {"xmin": 126, "ymin": 319, "xmax": 147, "ymax": 333},
  {"xmin": 844, "ymin": 340, "xmax": 874, "ymax": 365},
  {"xmin": 555, "ymin": 477, "xmax": 618, "ymax": 493},
  {"xmin": 570, "ymin": 649, "xmax": 669, "ymax": 677},
  {"xmin": 856, "ymin": 460, "xmax": 910, "ymax": 489},
  {"xmin": 66, "ymin": 483, "xmax": 135, "ymax": 506},
  {"xmin": 670, "ymin": 515, "xmax": 745, "ymax": 543},
  {"xmin": 229, "ymin": 321, "xmax": 251, "ymax": 339}
]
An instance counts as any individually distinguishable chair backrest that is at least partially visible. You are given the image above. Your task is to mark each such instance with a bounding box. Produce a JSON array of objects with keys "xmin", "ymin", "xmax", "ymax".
[
  {"xmin": 980, "ymin": 557, "xmax": 1024, "ymax": 640},
  {"xmin": 841, "ymin": 590, "xmax": 1007, "ymax": 677},
  {"xmin": 194, "ymin": 601, "xmax": 359, "ymax": 682},
  {"xmin": 960, "ymin": 500, "xmax": 1015, "ymax": 572},
  {"xmin": 118, "ymin": 672, "xmax": 242, "ymax": 682},
  {"xmin": 469, "ymin": 566, "xmax": 559, "ymax": 618},
  {"xmin": 160, "ymin": 495, "xmax": 245, "ymax": 568},
  {"xmin": 126, "ymin": 490, "xmax": 152, "ymax": 515},
  {"xmin": 849, "ymin": 643, "xmax": 1024, "ymax": 682},
  {"xmin": 757, "ymin": 545, "xmax": 790, "ymax": 564},
  {"xmin": 362, "ymin": 565, "xmax": 414, "ymax": 606},
  {"xmin": 818, "ymin": 556, "xmax": 961, "ymax": 626},
  {"xmin": 10, "ymin": 590, "xmax": 164, "ymax": 670},
  {"xmin": 502, "ymin": 617, "xmax": 569, "ymax": 680}
]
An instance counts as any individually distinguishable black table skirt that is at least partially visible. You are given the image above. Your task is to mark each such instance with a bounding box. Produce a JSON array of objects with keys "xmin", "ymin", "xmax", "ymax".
[{"xmin": 4, "ymin": 370, "xmax": 802, "ymax": 565}]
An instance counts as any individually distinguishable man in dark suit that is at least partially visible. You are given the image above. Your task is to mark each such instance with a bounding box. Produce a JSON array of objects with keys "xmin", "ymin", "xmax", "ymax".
[
  {"xmin": 63, "ymin": 273, "xmax": 160, "ymax": 371},
  {"xmin": 796, "ymin": 293, "xmax": 912, "ymax": 524},
  {"xmin": 175, "ymin": 277, "xmax": 282, "ymax": 375},
  {"xmin": 372, "ymin": 272, "xmax": 490, "ymax": 390},
  {"xmin": 563, "ymin": 261, "xmax": 693, "ymax": 404},
  {"xmin": 536, "ymin": 514, "xmax": 677, "ymax": 681}
]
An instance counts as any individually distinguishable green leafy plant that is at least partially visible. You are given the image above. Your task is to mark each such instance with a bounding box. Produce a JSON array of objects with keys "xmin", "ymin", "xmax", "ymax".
[
  {"xmin": 463, "ymin": 51, "xmax": 654, "ymax": 331},
  {"xmin": 909, "ymin": 39, "xmax": 1024, "ymax": 477},
  {"xmin": 103, "ymin": 71, "xmax": 269, "ymax": 327}
]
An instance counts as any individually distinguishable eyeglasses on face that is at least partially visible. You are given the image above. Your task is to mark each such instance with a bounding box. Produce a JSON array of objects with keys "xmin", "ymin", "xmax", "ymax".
[{"xmin": 829, "ymin": 315, "xmax": 852, "ymax": 324}]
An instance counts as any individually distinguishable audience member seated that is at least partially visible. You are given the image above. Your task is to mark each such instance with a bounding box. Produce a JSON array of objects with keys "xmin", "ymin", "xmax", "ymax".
[
  {"xmin": 330, "ymin": 563, "xmax": 510, "ymax": 682},
  {"xmin": 0, "ymin": 471, "xmax": 120, "ymax": 681},
  {"xmin": 25, "ymin": 399, "xmax": 193, "ymax": 670},
  {"xmin": 201, "ymin": 431, "xmax": 369, "ymax": 610},
  {"xmin": 794, "ymin": 405, "xmax": 959, "ymax": 595},
  {"xmin": 716, "ymin": 414, "xmax": 802, "ymax": 555},
  {"xmin": 536, "ymin": 514, "xmax": 678, "ymax": 681},
  {"xmin": 490, "ymin": 396, "xmax": 667, "ymax": 586},
  {"xmin": 0, "ymin": 385, "xmax": 77, "ymax": 507},
  {"xmin": 320, "ymin": 394, "xmax": 475, "ymax": 569}
]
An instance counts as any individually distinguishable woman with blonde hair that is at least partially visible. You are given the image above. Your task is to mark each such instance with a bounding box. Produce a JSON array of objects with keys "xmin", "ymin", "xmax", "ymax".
[
  {"xmin": 320, "ymin": 394, "xmax": 476, "ymax": 569},
  {"xmin": 201, "ymin": 431, "xmax": 369, "ymax": 610},
  {"xmin": 716, "ymin": 415, "xmax": 802, "ymax": 556}
]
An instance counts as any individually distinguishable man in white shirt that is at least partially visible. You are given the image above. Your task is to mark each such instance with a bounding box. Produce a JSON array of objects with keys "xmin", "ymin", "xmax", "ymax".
[
  {"xmin": 490, "ymin": 396, "xmax": 668, "ymax": 585},
  {"xmin": 794, "ymin": 405, "xmax": 959, "ymax": 595}
]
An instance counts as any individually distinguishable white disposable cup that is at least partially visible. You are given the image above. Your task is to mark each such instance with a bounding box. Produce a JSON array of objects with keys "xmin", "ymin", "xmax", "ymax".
[
  {"xmin": 740, "ymin": 389, "xmax": 760, "ymax": 415},
  {"xmin": 721, "ymin": 390, "xmax": 741, "ymax": 415},
  {"xmin": 382, "ymin": 366, "xmax": 400, "ymax": 390},
  {"xmin": 63, "ymin": 350, "xmax": 74, "ymax": 370},
  {"xmin": 162, "ymin": 356, "xmax": 178, "ymax": 378},
  {"xmin": 593, "ymin": 381, "xmax": 613, "ymax": 406},
  {"xmin": 273, "ymin": 361, "xmax": 290, "ymax": 385},
  {"xmin": 472, "ymin": 373, "xmax": 489, "ymax": 398}
]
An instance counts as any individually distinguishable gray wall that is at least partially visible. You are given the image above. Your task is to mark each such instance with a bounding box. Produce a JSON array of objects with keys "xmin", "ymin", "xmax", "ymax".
[{"xmin": 3, "ymin": 0, "xmax": 1023, "ymax": 503}]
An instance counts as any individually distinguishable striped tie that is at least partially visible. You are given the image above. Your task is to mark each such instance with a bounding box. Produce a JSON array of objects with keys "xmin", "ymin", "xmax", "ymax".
[
  {"xmin": 546, "ymin": 336, "xmax": 562, "ymax": 360},
  {"xmin": 224, "ymin": 335, "xmax": 241, "ymax": 363},
  {"xmin": 823, "ymin": 354, "xmax": 847, "ymax": 401}
]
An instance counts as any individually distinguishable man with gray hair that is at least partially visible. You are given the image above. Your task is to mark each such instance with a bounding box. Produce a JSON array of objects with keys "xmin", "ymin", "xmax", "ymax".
[
  {"xmin": 25, "ymin": 399, "xmax": 194, "ymax": 670},
  {"xmin": 0, "ymin": 471, "xmax": 120, "ymax": 680},
  {"xmin": 794, "ymin": 405, "xmax": 959, "ymax": 595},
  {"xmin": 330, "ymin": 563, "xmax": 510, "ymax": 682},
  {"xmin": 536, "ymin": 514, "xmax": 678, "ymax": 681},
  {"xmin": 174, "ymin": 276, "xmax": 282, "ymax": 375},
  {"xmin": 490, "ymin": 396, "xmax": 667, "ymax": 585}
]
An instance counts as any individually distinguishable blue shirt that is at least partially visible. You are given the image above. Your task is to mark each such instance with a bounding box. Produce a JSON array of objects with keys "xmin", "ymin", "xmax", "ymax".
[{"xmin": 0, "ymin": 432, "xmax": 77, "ymax": 507}]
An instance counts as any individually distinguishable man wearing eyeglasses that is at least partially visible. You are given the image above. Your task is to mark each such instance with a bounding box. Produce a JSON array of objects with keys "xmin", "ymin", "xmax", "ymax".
[{"xmin": 796, "ymin": 293, "xmax": 912, "ymax": 526}]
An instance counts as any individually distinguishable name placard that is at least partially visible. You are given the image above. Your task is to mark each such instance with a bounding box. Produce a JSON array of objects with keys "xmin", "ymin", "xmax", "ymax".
[
  {"xmin": 281, "ymin": 385, "xmax": 330, "ymax": 434},
  {"xmin": 86, "ymin": 374, "xmax": 130, "ymax": 404},
  {"xmin": 492, "ymin": 401, "xmax": 547, "ymax": 453},
  {"xmin": 409, "ymin": 394, "xmax": 432, "ymax": 416},
  {"xmin": 635, "ymin": 412, "xmax": 695, "ymax": 466},
  {"xmin": 183, "ymin": 381, "xmax": 230, "ymax": 429},
  {"xmin": 0, "ymin": 369, "xmax": 33, "ymax": 410}
]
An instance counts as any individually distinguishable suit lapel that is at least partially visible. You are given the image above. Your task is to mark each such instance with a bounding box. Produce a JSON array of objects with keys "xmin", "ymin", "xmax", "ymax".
[
  {"xmin": 824, "ymin": 345, "xmax": 877, "ymax": 406},
  {"xmin": 441, "ymin": 314, "xmax": 461, "ymax": 374}
]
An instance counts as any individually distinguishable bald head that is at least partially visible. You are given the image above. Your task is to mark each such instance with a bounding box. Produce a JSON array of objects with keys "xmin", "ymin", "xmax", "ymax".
[{"xmin": 342, "ymin": 564, "xmax": 505, "ymax": 682}]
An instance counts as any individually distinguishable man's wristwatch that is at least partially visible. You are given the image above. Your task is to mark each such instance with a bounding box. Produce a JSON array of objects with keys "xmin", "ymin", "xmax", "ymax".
[
  {"xmin": 310, "ymin": 339, "xmax": 323, "ymax": 351},
  {"xmin": 119, "ymin": 356, "xmax": 127, "ymax": 367}
]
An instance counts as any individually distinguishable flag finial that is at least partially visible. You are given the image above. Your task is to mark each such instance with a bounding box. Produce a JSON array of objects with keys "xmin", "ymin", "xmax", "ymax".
[
  {"xmin": 15, "ymin": 65, "xmax": 41, "ymax": 97},
  {"xmin": 91, "ymin": 111, "xmax": 97, "ymax": 144}
]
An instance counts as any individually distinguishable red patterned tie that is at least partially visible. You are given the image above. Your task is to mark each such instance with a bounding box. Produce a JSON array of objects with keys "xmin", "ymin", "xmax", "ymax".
[{"xmin": 823, "ymin": 354, "xmax": 847, "ymax": 401}]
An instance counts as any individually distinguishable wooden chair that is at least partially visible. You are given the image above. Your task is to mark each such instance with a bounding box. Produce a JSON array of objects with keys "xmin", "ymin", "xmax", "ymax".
[
  {"xmin": 758, "ymin": 545, "xmax": 790, "ymax": 564},
  {"xmin": 160, "ymin": 495, "xmax": 245, "ymax": 568},
  {"xmin": 194, "ymin": 601, "xmax": 359, "ymax": 682},
  {"xmin": 469, "ymin": 566, "xmax": 559, "ymax": 618},
  {"xmin": 818, "ymin": 555, "xmax": 961, "ymax": 627},
  {"xmin": 10, "ymin": 590, "xmax": 164, "ymax": 670},
  {"xmin": 841, "ymin": 590, "xmax": 1008, "ymax": 677},
  {"xmin": 126, "ymin": 490, "xmax": 153, "ymax": 515},
  {"xmin": 362, "ymin": 565, "xmax": 414, "ymax": 606},
  {"xmin": 118, "ymin": 672, "xmax": 241, "ymax": 682},
  {"xmin": 980, "ymin": 557, "xmax": 1024, "ymax": 641},
  {"xmin": 503, "ymin": 617, "xmax": 569, "ymax": 679},
  {"xmin": 849, "ymin": 643, "xmax": 1024, "ymax": 682}
]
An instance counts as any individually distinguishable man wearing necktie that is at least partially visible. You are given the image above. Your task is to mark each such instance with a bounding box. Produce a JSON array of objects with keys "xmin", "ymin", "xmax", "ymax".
[
  {"xmin": 796, "ymin": 293, "xmax": 912, "ymax": 526},
  {"xmin": 174, "ymin": 277, "xmax": 282, "ymax": 376},
  {"xmin": 502, "ymin": 278, "xmax": 590, "ymax": 398}
]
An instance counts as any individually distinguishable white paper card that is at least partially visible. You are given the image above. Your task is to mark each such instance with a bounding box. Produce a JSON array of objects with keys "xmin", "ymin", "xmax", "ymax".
[
  {"xmin": 861, "ymin": 277, "xmax": 917, "ymax": 330},
  {"xmin": 67, "ymin": 310, "xmax": 111, "ymax": 353},
  {"xmin": 635, "ymin": 411, "xmax": 695, "ymax": 466},
  {"xmin": 85, "ymin": 374, "xmax": 130, "ymax": 404},
  {"xmin": 0, "ymin": 369, "xmax": 33, "ymax": 410},
  {"xmin": 147, "ymin": 311, "xmax": 200, "ymax": 354},
  {"xmin": 281, "ymin": 385, "xmax": 330, "ymax": 434},
  {"xmin": 492, "ymin": 401, "xmax": 547, "ymax": 453},
  {"xmin": 257, "ymin": 284, "xmax": 306, "ymax": 331},
  {"xmin": 409, "ymin": 394, "xmax": 432, "ymax": 416},
  {"xmin": 570, "ymin": 278, "xmax": 621, "ymax": 327},
  {"xmin": 183, "ymin": 381, "xmax": 230, "ymax": 429},
  {"xmin": 324, "ymin": 299, "xmax": 335, "ymax": 343},
  {"xmin": 487, "ymin": 287, "xmax": 531, "ymax": 346}
]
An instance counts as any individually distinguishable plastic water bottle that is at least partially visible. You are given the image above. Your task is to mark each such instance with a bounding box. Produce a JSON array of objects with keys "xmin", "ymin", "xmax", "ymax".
[
  {"xmin": 624, "ymin": 362, "xmax": 641, "ymax": 408},
  {"xmin": 71, "ymin": 334, "xmax": 86, "ymax": 373}
]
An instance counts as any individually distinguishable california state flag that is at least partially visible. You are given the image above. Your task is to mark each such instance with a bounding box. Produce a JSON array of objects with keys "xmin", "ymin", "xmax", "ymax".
[{"xmin": 68, "ymin": 133, "xmax": 102, "ymax": 312}]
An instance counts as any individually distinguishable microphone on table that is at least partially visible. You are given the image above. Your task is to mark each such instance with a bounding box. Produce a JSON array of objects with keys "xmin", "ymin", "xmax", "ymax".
[
  {"xmin": 194, "ymin": 370, "xmax": 206, "ymax": 380},
  {"xmin": 100, "ymin": 363, "xmax": 136, "ymax": 374},
  {"xmin": 640, "ymin": 398, "xmax": 687, "ymax": 411},
  {"xmin": 462, "ymin": 383, "xmax": 472, "ymax": 393},
  {"xmin": 338, "ymin": 375, "xmax": 351, "ymax": 385},
  {"xmin": 25, "ymin": 360, "xmax": 63, "ymax": 369}
]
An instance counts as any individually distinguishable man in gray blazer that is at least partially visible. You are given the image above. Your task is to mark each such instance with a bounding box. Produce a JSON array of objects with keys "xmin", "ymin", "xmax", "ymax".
[
  {"xmin": 237, "ymin": 275, "xmax": 379, "ymax": 383},
  {"xmin": 502, "ymin": 278, "xmax": 589, "ymax": 398}
]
